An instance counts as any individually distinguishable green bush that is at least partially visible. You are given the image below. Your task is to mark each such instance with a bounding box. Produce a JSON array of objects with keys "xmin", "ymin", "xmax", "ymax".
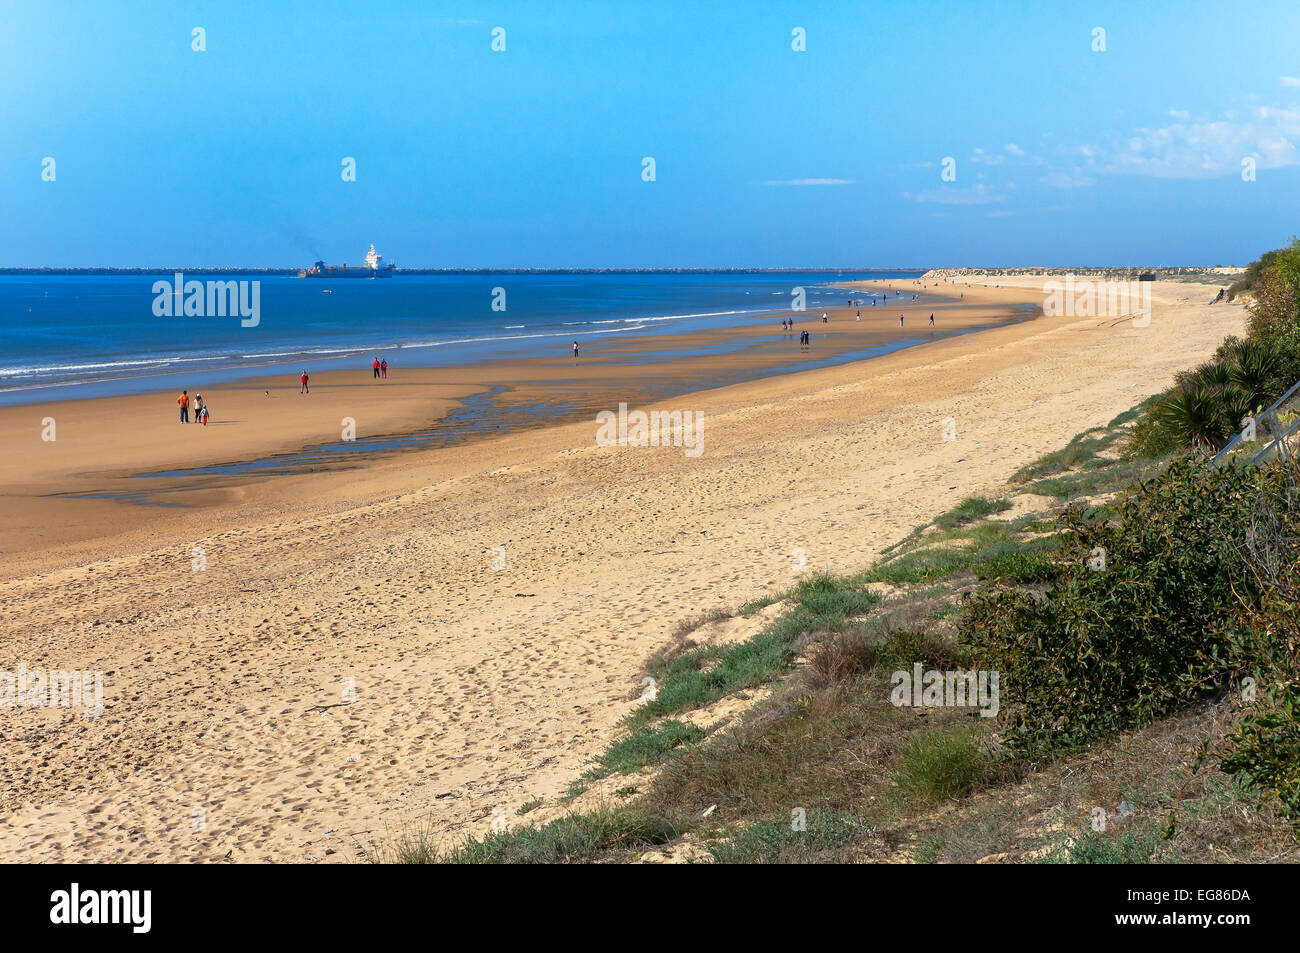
[
  {"xmin": 1222, "ymin": 683, "xmax": 1300, "ymax": 826},
  {"xmin": 960, "ymin": 457, "xmax": 1271, "ymax": 753}
]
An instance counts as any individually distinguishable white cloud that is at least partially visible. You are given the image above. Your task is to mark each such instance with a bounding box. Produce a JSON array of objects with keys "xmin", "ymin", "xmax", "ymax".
[
  {"xmin": 1281, "ymin": 76, "xmax": 1300, "ymax": 88},
  {"xmin": 1005, "ymin": 143, "xmax": 1025, "ymax": 156},
  {"xmin": 763, "ymin": 178, "xmax": 853, "ymax": 186},
  {"xmin": 1072, "ymin": 104, "xmax": 1300, "ymax": 179}
]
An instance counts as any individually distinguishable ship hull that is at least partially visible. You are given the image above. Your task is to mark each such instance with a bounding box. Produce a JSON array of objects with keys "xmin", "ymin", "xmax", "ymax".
[{"xmin": 298, "ymin": 269, "xmax": 393, "ymax": 278}]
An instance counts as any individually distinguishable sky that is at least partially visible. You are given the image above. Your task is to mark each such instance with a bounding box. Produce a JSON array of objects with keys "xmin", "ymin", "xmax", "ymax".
[{"xmin": 4, "ymin": 0, "xmax": 1300, "ymax": 268}]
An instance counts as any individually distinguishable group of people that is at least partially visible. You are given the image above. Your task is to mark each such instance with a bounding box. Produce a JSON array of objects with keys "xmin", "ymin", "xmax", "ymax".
[
  {"xmin": 176, "ymin": 390, "xmax": 210, "ymax": 425},
  {"xmin": 780, "ymin": 319, "xmax": 812, "ymax": 345},
  {"xmin": 174, "ymin": 358, "xmax": 393, "ymax": 420}
]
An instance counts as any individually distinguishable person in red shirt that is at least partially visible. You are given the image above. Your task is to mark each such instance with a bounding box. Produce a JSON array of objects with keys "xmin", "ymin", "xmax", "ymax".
[
  {"xmin": 373, "ymin": 357, "xmax": 380, "ymax": 379},
  {"xmin": 380, "ymin": 358, "xmax": 388, "ymax": 378},
  {"xmin": 300, "ymin": 370, "xmax": 309, "ymax": 394}
]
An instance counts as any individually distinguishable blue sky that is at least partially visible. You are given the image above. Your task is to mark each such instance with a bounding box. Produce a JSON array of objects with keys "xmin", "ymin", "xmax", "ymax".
[{"xmin": 4, "ymin": 0, "xmax": 1300, "ymax": 267}]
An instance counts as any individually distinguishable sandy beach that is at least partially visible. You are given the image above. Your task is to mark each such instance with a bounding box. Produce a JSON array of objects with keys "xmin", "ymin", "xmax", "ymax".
[
  {"xmin": 0, "ymin": 283, "xmax": 1015, "ymax": 562},
  {"xmin": 0, "ymin": 275, "xmax": 1245, "ymax": 862}
]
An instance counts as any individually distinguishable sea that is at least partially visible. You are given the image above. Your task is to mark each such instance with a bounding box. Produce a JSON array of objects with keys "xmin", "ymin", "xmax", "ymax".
[{"xmin": 0, "ymin": 271, "xmax": 919, "ymax": 405}]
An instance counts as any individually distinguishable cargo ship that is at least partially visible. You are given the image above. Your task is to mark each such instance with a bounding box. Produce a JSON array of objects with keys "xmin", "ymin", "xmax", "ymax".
[{"xmin": 298, "ymin": 244, "xmax": 394, "ymax": 278}]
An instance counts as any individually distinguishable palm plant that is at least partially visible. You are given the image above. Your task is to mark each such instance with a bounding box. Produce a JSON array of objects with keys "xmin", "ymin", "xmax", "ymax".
[
  {"xmin": 1156, "ymin": 385, "xmax": 1229, "ymax": 450},
  {"xmin": 1216, "ymin": 385, "xmax": 1257, "ymax": 447},
  {"xmin": 1227, "ymin": 340, "xmax": 1282, "ymax": 407}
]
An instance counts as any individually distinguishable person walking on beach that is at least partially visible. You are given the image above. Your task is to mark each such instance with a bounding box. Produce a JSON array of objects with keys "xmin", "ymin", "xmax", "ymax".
[
  {"xmin": 193, "ymin": 393, "xmax": 204, "ymax": 424},
  {"xmin": 929, "ymin": 313, "xmax": 935, "ymax": 326},
  {"xmin": 573, "ymin": 340, "xmax": 580, "ymax": 358},
  {"xmin": 822, "ymin": 312, "xmax": 828, "ymax": 323},
  {"xmin": 201, "ymin": 402, "xmax": 210, "ymax": 426},
  {"xmin": 899, "ymin": 314, "xmax": 905, "ymax": 327},
  {"xmin": 178, "ymin": 390, "xmax": 190, "ymax": 423},
  {"xmin": 300, "ymin": 370, "xmax": 310, "ymax": 394},
  {"xmin": 373, "ymin": 357, "xmax": 381, "ymax": 379},
  {"xmin": 380, "ymin": 358, "xmax": 388, "ymax": 378}
]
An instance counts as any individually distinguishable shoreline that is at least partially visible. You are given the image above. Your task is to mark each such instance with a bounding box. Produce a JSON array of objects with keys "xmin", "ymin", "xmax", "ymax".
[
  {"xmin": 0, "ymin": 275, "xmax": 1246, "ymax": 863},
  {"xmin": 0, "ymin": 271, "xmax": 922, "ymax": 407}
]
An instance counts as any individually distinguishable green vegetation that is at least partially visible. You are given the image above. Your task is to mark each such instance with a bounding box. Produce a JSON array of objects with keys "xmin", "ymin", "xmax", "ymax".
[
  {"xmin": 396, "ymin": 807, "xmax": 680, "ymax": 864},
  {"xmin": 705, "ymin": 810, "xmax": 889, "ymax": 863},
  {"xmin": 963, "ymin": 457, "xmax": 1275, "ymax": 753},
  {"xmin": 1135, "ymin": 239, "xmax": 1300, "ymax": 454},
  {"xmin": 933, "ymin": 495, "xmax": 1013, "ymax": 529},
  {"xmin": 584, "ymin": 720, "xmax": 707, "ymax": 779},
  {"xmin": 516, "ymin": 797, "xmax": 543, "ymax": 816},
  {"xmin": 1042, "ymin": 826, "xmax": 1160, "ymax": 865},
  {"xmin": 1009, "ymin": 427, "xmax": 1121, "ymax": 484},
  {"xmin": 893, "ymin": 729, "xmax": 998, "ymax": 805},
  {"xmin": 625, "ymin": 572, "xmax": 880, "ymax": 731}
]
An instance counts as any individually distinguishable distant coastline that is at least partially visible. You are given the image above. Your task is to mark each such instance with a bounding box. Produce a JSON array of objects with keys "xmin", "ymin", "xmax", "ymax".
[{"xmin": 0, "ymin": 266, "xmax": 929, "ymax": 276}]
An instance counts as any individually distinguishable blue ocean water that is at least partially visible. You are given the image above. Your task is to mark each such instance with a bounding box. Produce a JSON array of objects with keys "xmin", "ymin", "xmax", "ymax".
[{"xmin": 0, "ymin": 271, "xmax": 916, "ymax": 405}]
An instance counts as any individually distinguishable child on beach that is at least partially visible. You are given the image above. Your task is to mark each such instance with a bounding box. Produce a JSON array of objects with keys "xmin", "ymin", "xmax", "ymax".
[{"xmin": 201, "ymin": 403, "xmax": 210, "ymax": 426}]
